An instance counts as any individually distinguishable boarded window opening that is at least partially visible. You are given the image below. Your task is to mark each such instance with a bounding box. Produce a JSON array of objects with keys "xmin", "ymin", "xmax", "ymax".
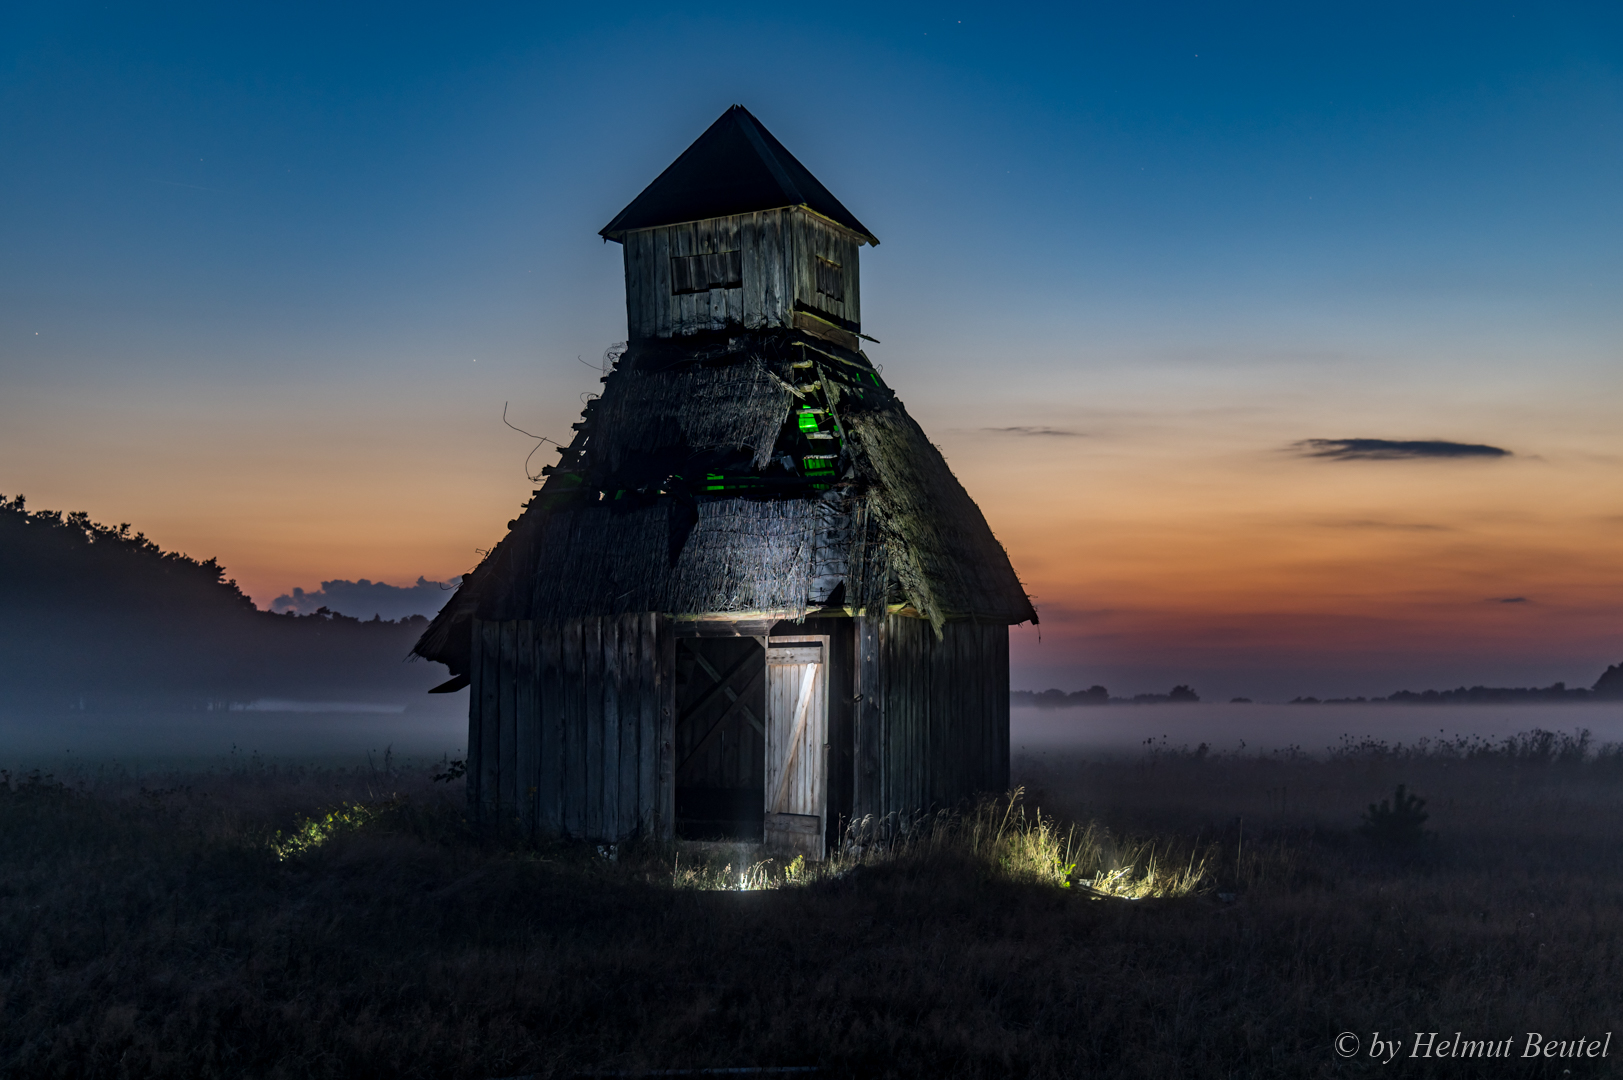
[
  {"xmin": 815, "ymin": 257, "xmax": 844, "ymax": 302},
  {"xmin": 670, "ymin": 250, "xmax": 743, "ymax": 295}
]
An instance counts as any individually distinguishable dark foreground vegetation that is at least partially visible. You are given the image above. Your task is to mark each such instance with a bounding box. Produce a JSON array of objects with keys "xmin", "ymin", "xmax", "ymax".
[{"xmin": 4, "ymin": 732, "xmax": 1623, "ymax": 1078}]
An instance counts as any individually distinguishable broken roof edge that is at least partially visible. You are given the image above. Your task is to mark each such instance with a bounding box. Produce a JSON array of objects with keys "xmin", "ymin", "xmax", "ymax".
[{"xmin": 600, "ymin": 204, "xmax": 879, "ymax": 247}]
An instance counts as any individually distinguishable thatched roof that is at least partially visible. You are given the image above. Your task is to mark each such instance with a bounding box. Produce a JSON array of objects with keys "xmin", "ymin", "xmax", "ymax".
[{"xmin": 414, "ymin": 330, "xmax": 1034, "ymax": 674}]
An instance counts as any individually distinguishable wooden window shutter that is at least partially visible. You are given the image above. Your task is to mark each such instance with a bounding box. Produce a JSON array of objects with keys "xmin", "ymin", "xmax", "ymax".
[
  {"xmin": 670, "ymin": 250, "xmax": 743, "ymax": 295},
  {"xmin": 814, "ymin": 257, "xmax": 843, "ymax": 302}
]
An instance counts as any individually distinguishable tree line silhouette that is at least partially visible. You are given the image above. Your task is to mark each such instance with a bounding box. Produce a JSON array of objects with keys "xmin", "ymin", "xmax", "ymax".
[{"xmin": 0, "ymin": 495, "xmax": 441, "ymax": 709}]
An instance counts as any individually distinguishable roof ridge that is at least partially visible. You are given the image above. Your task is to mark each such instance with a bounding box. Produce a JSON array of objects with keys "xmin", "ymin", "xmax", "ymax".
[{"xmin": 730, "ymin": 106, "xmax": 805, "ymax": 207}]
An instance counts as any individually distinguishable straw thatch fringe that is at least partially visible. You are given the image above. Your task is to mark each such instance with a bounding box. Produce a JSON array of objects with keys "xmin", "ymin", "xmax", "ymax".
[
  {"xmin": 501, "ymin": 496, "xmax": 822, "ymax": 621},
  {"xmin": 589, "ymin": 356, "xmax": 794, "ymax": 474},
  {"xmin": 413, "ymin": 329, "xmax": 1034, "ymax": 674},
  {"xmin": 841, "ymin": 404, "xmax": 1035, "ymax": 631}
]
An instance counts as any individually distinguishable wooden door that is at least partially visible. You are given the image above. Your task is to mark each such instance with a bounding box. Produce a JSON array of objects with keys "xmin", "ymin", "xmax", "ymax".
[{"xmin": 763, "ymin": 639, "xmax": 828, "ymax": 859}]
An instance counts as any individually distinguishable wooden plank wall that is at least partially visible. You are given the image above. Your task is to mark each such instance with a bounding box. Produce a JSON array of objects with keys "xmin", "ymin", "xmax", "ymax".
[
  {"xmin": 466, "ymin": 614, "xmax": 674, "ymax": 841},
  {"xmin": 622, "ymin": 209, "xmax": 863, "ymax": 340},
  {"xmin": 857, "ymin": 616, "xmax": 1010, "ymax": 823},
  {"xmin": 788, "ymin": 213, "xmax": 861, "ymax": 330}
]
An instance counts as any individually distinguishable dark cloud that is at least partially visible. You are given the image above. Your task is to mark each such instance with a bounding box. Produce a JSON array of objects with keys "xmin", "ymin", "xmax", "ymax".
[
  {"xmin": 271, "ymin": 576, "xmax": 461, "ymax": 620},
  {"xmin": 1491, "ymin": 596, "xmax": 1529, "ymax": 604},
  {"xmin": 983, "ymin": 426, "xmax": 1084, "ymax": 437},
  {"xmin": 1293, "ymin": 438, "xmax": 1511, "ymax": 461}
]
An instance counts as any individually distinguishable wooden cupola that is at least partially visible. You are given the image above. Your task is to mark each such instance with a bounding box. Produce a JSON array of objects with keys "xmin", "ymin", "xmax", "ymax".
[{"xmin": 600, "ymin": 105, "xmax": 879, "ymax": 350}]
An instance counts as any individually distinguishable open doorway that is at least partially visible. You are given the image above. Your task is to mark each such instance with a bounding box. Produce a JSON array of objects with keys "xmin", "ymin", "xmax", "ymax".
[
  {"xmin": 764, "ymin": 636, "xmax": 829, "ymax": 859},
  {"xmin": 674, "ymin": 637, "xmax": 766, "ymax": 840}
]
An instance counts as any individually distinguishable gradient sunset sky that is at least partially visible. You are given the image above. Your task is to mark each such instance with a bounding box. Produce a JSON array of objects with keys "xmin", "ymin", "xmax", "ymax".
[{"xmin": 4, "ymin": 2, "xmax": 1620, "ymax": 701}]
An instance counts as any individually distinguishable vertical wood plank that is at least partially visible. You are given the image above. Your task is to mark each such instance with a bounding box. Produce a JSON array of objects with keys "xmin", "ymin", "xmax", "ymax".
[
  {"xmin": 986, "ymin": 624, "xmax": 1001, "ymax": 793},
  {"xmin": 888, "ymin": 616, "xmax": 903, "ymax": 818},
  {"xmin": 516, "ymin": 620, "xmax": 538, "ymax": 834},
  {"xmin": 691, "ymin": 218, "xmax": 709, "ymax": 328},
  {"xmin": 720, "ymin": 216, "xmax": 740, "ymax": 327},
  {"xmin": 479, "ymin": 620, "xmax": 501, "ymax": 817},
  {"xmin": 788, "ymin": 210, "xmax": 802, "ymax": 314},
  {"xmin": 466, "ymin": 617, "xmax": 485, "ymax": 814},
  {"xmin": 623, "ymin": 231, "xmax": 640, "ymax": 340},
  {"xmin": 980, "ymin": 624, "xmax": 996, "ymax": 793},
  {"xmin": 740, "ymin": 213, "xmax": 761, "ymax": 328},
  {"xmin": 618, "ymin": 615, "xmax": 640, "ymax": 839},
  {"xmin": 940, "ymin": 623, "xmax": 955, "ymax": 806},
  {"xmin": 653, "ymin": 229, "xmax": 672, "ymax": 338},
  {"xmin": 860, "ymin": 614, "xmax": 881, "ymax": 821},
  {"xmin": 563, "ymin": 619, "xmax": 586, "ymax": 837},
  {"xmin": 909, "ymin": 618, "xmax": 925, "ymax": 814},
  {"xmin": 671, "ymin": 224, "xmax": 692, "ymax": 335},
  {"xmin": 628, "ymin": 231, "xmax": 640, "ymax": 338},
  {"xmin": 539, "ymin": 622, "xmax": 564, "ymax": 834},
  {"xmin": 636, "ymin": 613, "xmax": 657, "ymax": 835},
  {"xmin": 846, "ymin": 236, "xmax": 862, "ymax": 328},
  {"xmin": 584, "ymin": 616, "xmax": 604, "ymax": 839},
  {"xmin": 498, "ymin": 620, "xmax": 518, "ymax": 816},
  {"xmin": 996, "ymin": 624, "xmax": 1011, "ymax": 793},
  {"xmin": 762, "ymin": 212, "xmax": 782, "ymax": 326},
  {"xmin": 600, "ymin": 615, "xmax": 620, "ymax": 841},
  {"xmin": 636, "ymin": 230, "xmax": 656, "ymax": 340},
  {"xmin": 883, "ymin": 613, "xmax": 896, "ymax": 820},
  {"xmin": 658, "ymin": 616, "xmax": 676, "ymax": 839}
]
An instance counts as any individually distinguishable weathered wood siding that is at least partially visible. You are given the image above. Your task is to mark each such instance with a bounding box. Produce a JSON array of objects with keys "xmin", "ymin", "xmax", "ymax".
[
  {"xmin": 764, "ymin": 641, "xmax": 828, "ymax": 821},
  {"xmin": 623, "ymin": 209, "xmax": 863, "ymax": 340},
  {"xmin": 851, "ymin": 615, "xmax": 1010, "ymax": 823},
  {"xmin": 467, "ymin": 614, "xmax": 674, "ymax": 841}
]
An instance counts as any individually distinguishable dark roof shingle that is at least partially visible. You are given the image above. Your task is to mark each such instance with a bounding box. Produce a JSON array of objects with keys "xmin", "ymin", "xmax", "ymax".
[{"xmin": 600, "ymin": 105, "xmax": 878, "ymax": 245}]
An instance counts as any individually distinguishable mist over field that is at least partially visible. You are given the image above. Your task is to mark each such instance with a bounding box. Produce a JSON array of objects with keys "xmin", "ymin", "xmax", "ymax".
[
  {"xmin": 1011, "ymin": 701, "xmax": 1623, "ymax": 759},
  {"xmin": 0, "ymin": 495, "xmax": 467, "ymax": 768}
]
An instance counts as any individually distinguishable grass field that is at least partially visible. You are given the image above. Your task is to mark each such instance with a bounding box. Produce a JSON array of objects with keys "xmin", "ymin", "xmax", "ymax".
[{"xmin": 2, "ymin": 732, "xmax": 1621, "ymax": 1078}]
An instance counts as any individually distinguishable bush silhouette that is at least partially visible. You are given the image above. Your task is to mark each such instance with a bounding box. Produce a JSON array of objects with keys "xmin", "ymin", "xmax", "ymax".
[{"xmin": 1360, "ymin": 783, "xmax": 1428, "ymax": 845}]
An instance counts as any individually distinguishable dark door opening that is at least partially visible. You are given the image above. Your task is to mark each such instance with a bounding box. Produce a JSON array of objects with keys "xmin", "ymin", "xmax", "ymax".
[{"xmin": 674, "ymin": 637, "xmax": 766, "ymax": 840}]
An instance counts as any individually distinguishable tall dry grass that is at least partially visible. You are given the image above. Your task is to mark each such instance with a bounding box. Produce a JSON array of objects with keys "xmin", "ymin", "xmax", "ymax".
[
  {"xmin": 2, "ymin": 730, "xmax": 1621, "ymax": 1078},
  {"xmin": 665, "ymin": 790, "xmax": 1210, "ymax": 899}
]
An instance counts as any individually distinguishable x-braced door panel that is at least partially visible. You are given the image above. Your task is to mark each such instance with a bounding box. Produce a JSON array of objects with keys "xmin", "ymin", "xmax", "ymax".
[
  {"xmin": 764, "ymin": 638, "xmax": 828, "ymax": 859},
  {"xmin": 673, "ymin": 637, "xmax": 766, "ymax": 840}
]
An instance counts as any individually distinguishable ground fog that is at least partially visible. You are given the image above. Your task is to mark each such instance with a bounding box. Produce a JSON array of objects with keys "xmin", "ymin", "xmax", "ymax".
[{"xmin": 2, "ymin": 727, "xmax": 1620, "ymax": 1078}]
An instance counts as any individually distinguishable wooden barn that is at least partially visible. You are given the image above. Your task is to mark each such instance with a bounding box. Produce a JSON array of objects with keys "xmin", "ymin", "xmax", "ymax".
[{"xmin": 414, "ymin": 105, "xmax": 1036, "ymax": 857}]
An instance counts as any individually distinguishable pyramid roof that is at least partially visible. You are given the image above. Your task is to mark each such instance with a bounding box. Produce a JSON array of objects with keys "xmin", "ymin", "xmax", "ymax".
[{"xmin": 599, "ymin": 106, "xmax": 879, "ymax": 245}]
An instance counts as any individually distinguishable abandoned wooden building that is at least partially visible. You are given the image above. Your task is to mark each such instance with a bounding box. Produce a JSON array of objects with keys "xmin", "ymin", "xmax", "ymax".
[{"xmin": 414, "ymin": 105, "xmax": 1036, "ymax": 857}]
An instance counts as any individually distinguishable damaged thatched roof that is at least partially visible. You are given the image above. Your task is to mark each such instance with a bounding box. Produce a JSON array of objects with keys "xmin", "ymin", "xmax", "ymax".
[{"xmin": 414, "ymin": 330, "xmax": 1034, "ymax": 675}]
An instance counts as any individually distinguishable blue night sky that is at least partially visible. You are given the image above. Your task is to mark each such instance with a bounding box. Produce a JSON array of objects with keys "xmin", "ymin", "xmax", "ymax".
[{"xmin": 4, "ymin": 2, "xmax": 1620, "ymax": 699}]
